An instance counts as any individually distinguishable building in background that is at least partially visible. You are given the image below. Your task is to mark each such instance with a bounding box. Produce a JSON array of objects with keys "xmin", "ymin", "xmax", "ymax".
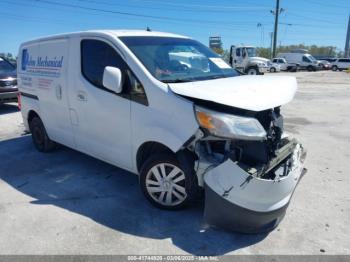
[
  {"xmin": 209, "ymin": 36, "xmax": 224, "ymax": 55},
  {"xmin": 209, "ymin": 36, "xmax": 222, "ymax": 49}
]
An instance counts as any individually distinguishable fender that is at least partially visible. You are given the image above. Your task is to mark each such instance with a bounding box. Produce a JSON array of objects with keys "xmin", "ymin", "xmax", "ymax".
[{"xmin": 132, "ymin": 124, "xmax": 198, "ymax": 172}]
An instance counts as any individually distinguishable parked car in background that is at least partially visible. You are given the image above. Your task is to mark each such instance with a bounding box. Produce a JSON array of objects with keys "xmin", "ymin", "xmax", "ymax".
[
  {"xmin": 0, "ymin": 56, "xmax": 18, "ymax": 104},
  {"xmin": 277, "ymin": 52, "xmax": 321, "ymax": 71},
  {"xmin": 272, "ymin": 58, "xmax": 299, "ymax": 72},
  {"xmin": 267, "ymin": 60, "xmax": 280, "ymax": 73},
  {"xmin": 318, "ymin": 60, "xmax": 331, "ymax": 70},
  {"xmin": 314, "ymin": 57, "xmax": 337, "ymax": 64},
  {"xmin": 331, "ymin": 58, "xmax": 350, "ymax": 71}
]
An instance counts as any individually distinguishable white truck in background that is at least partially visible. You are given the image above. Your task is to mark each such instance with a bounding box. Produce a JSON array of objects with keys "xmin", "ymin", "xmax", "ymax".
[
  {"xmin": 229, "ymin": 45, "xmax": 269, "ymax": 75},
  {"xmin": 277, "ymin": 51, "xmax": 321, "ymax": 71}
]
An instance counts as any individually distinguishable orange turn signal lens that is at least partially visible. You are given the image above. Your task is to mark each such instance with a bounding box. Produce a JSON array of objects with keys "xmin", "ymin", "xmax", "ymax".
[{"xmin": 196, "ymin": 111, "xmax": 214, "ymax": 129}]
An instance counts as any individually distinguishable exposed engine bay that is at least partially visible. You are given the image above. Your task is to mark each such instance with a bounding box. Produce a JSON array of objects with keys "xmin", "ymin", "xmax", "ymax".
[{"xmin": 182, "ymin": 98, "xmax": 301, "ymax": 185}]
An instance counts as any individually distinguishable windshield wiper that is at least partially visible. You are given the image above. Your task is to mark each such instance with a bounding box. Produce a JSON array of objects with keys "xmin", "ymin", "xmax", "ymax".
[
  {"xmin": 207, "ymin": 75, "xmax": 226, "ymax": 80},
  {"xmin": 162, "ymin": 79, "xmax": 193, "ymax": 83}
]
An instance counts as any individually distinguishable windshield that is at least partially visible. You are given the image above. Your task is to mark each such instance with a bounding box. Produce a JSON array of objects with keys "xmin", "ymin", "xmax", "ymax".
[
  {"xmin": 119, "ymin": 36, "xmax": 239, "ymax": 83},
  {"xmin": 246, "ymin": 47, "xmax": 257, "ymax": 57},
  {"xmin": 307, "ymin": 55, "xmax": 316, "ymax": 61},
  {"xmin": 0, "ymin": 58, "xmax": 16, "ymax": 74}
]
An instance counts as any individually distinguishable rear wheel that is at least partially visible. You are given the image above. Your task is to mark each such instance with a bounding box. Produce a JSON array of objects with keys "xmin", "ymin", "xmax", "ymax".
[
  {"xmin": 29, "ymin": 117, "xmax": 56, "ymax": 152},
  {"xmin": 140, "ymin": 154, "xmax": 199, "ymax": 210}
]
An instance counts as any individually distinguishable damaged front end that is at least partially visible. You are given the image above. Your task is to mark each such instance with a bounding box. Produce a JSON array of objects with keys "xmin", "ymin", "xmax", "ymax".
[{"xmin": 184, "ymin": 103, "xmax": 307, "ymax": 233}]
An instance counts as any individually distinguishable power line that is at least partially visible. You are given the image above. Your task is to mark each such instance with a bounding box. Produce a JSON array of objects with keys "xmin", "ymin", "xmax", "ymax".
[
  {"xmin": 287, "ymin": 12, "xmax": 345, "ymax": 25},
  {"xmin": 0, "ymin": 11, "xmax": 70, "ymax": 26},
  {"xmin": 0, "ymin": 2, "xmax": 265, "ymax": 35},
  {"xmin": 0, "ymin": 0, "xmax": 272, "ymax": 25},
  {"xmin": 74, "ymin": 0, "xmax": 269, "ymax": 14},
  {"xmin": 128, "ymin": 0, "xmax": 270, "ymax": 11},
  {"xmin": 303, "ymin": 0, "xmax": 350, "ymax": 9},
  {"xmin": 28, "ymin": 0, "xmax": 267, "ymax": 27},
  {"xmin": 279, "ymin": 22, "xmax": 346, "ymax": 29}
]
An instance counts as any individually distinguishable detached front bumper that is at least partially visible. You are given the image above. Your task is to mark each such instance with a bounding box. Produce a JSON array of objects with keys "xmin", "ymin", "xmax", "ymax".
[{"xmin": 203, "ymin": 141, "xmax": 306, "ymax": 233}]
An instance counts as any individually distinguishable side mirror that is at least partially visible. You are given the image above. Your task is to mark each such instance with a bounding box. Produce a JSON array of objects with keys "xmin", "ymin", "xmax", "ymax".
[{"xmin": 103, "ymin": 66, "xmax": 122, "ymax": 93}]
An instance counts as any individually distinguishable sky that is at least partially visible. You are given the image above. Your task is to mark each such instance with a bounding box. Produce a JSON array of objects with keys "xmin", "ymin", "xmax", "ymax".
[{"xmin": 0, "ymin": 0, "xmax": 349, "ymax": 56}]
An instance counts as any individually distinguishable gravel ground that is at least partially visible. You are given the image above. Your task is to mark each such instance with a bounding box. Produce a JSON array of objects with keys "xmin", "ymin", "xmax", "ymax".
[{"xmin": 0, "ymin": 71, "xmax": 349, "ymax": 255}]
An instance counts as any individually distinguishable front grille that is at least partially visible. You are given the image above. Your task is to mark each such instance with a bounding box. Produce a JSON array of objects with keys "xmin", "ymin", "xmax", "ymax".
[{"xmin": 0, "ymin": 79, "xmax": 17, "ymax": 87}]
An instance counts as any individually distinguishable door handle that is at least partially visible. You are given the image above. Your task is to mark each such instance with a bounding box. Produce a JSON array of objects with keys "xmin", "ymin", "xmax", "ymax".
[
  {"xmin": 77, "ymin": 91, "xmax": 87, "ymax": 101},
  {"xmin": 55, "ymin": 85, "xmax": 62, "ymax": 100}
]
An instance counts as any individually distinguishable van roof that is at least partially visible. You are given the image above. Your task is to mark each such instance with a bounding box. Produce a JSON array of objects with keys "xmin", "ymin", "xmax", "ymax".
[{"xmin": 20, "ymin": 29, "xmax": 190, "ymax": 45}]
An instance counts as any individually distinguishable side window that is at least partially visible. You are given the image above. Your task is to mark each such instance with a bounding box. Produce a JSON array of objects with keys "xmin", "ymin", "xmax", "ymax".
[
  {"xmin": 236, "ymin": 48, "xmax": 241, "ymax": 57},
  {"xmin": 302, "ymin": 56, "xmax": 310, "ymax": 62},
  {"xmin": 81, "ymin": 39, "xmax": 148, "ymax": 105},
  {"xmin": 338, "ymin": 59, "xmax": 345, "ymax": 63},
  {"xmin": 126, "ymin": 70, "xmax": 148, "ymax": 106}
]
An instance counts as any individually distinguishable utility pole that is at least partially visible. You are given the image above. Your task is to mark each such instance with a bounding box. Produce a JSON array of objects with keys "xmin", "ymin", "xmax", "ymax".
[
  {"xmin": 345, "ymin": 15, "xmax": 350, "ymax": 57},
  {"xmin": 270, "ymin": 32, "xmax": 274, "ymax": 59},
  {"xmin": 272, "ymin": 0, "xmax": 280, "ymax": 58}
]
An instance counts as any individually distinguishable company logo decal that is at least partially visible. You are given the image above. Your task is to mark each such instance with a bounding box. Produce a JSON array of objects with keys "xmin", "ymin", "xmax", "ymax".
[{"xmin": 21, "ymin": 49, "xmax": 64, "ymax": 78}]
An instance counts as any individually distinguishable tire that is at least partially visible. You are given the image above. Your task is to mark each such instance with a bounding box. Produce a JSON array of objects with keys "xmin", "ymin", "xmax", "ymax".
[
  {"xmin": 270, "ymin": 67, "xmax": 276, "ymax": 73},
  {"xmin": 332, "ymin": 65, "xmax": 338, "ymax": 71},
  {"xmin": 246, "ymin": 67, "xmax": 259, "ymax": 75},
  {"xmin": 29, "ymin": 116, "xmax": 56, "ymax": 152},
  {"xmin": 140, "ymin": 153, "xmax": 199, "ymax": 210},
  {"xmin": 307, "ymin": 65, "xmax": 314, "ymax": 72}
]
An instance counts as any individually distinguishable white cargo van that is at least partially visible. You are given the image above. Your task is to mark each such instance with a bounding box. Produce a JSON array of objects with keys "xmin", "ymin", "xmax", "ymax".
[
  {"xmin": 277, "ymin": 52, "xmax": 321, "ymax": 71},
  {"xmin": 18, "ymin": 30, "xmax": 306, "ymax": 233}
]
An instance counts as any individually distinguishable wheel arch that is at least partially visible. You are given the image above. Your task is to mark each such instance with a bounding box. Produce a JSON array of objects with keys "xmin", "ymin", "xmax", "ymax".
[
  {"xmin": 27, "ymin": 110, "xmax": 40, "ymax": 124},
  {"xmin": 136, "ymin": 141, "xmax": 174, "ymax": 173}
]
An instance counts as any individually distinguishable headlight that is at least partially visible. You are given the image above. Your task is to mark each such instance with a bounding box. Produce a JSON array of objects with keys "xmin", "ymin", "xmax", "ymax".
[
  {"xmin": 194, "ymin": 106, "xmax": 267, "ymax": 140},
  {"xmin": 257, "ymin": 63, "xmax": 268, "ymax": 68}
]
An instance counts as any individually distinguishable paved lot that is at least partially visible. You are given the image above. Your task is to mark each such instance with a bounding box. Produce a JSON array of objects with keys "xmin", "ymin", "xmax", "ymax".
[{"xmin": 0, "ymin": 71, "xmax": 350, "ymax": 255}]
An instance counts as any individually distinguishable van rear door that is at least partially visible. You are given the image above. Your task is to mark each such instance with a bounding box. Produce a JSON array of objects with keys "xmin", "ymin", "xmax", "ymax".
[{"xmin": 36, "ymin": 38, "xmax": 75, "ymax": 147}]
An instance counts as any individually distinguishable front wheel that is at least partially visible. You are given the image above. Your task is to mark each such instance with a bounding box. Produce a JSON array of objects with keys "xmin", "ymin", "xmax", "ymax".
[
  {"xmin": 270, "ymin": 67, "xmax": 276, "ymax": 73},
  {"xmin": 140, "ymin": 154, "xmax": 199, "ymax": 210},
  {"xmin": 332, "ymin": 65, "xmax": 338, "ymax": 71},
  {"xmin": 246, "ymin": 67, "xmax": 259, "ymax": 75}
]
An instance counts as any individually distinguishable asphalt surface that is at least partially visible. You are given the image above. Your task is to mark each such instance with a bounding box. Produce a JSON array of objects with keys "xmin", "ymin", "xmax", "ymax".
[{"xmin": 0, "ymin": 71, "xmax": 349, "ymax": 255}]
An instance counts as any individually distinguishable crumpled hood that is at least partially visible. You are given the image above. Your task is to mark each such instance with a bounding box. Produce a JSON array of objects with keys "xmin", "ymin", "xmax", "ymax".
[{"xmin": 169, "ymin": 75, "xmax": 297, "ymax": 111}]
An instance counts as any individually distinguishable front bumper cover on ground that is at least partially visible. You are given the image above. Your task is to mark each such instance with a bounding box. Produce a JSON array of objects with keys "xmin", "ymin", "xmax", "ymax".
[{"xmin": 203, "ymin": 141, "xmax": 306, "ymax": 233}]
